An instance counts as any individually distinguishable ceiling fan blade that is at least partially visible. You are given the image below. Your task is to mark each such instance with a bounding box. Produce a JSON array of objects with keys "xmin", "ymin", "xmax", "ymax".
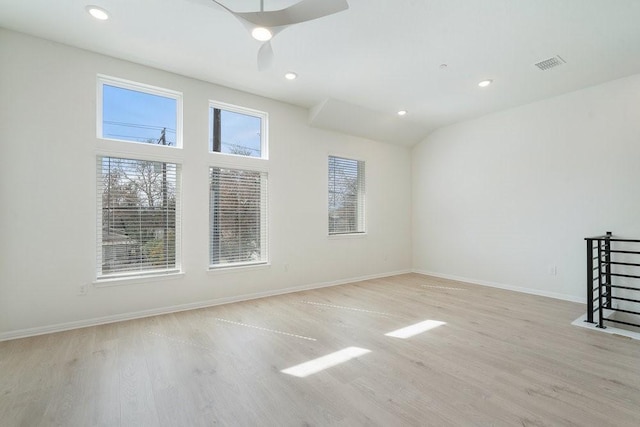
[
  {"xmin": 208, "ymin": 1, "xmax": 256, "ymax": 31},
  {"xmin": 210, "ymin": 0, "xmax": 347, "ymax": 71},
  {"xmin": 215, "ymin": 0, "xmax": 349, "ymax": 28},
  {"xmin": 257, "ymin": 41, "xmax": 274, "ymax": 71}
]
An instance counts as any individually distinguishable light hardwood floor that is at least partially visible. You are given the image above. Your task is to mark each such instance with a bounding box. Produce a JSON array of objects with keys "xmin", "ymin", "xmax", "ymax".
[{"xmin": 1, "ymin": 273, "xmax": 640, "ymax": 426}]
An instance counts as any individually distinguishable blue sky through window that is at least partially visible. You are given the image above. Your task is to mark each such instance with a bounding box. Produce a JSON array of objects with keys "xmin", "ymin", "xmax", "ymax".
[
  {"xmin": 209, "ymin": 107, "xmax": 262, "ymax": 157},
  {"xmin": 102, "ymin": 84, "xmax": 177, "ymax": 146}
]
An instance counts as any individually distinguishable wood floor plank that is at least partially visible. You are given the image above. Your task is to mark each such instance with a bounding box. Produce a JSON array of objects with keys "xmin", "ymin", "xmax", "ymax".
[{"xmin": 1, "ymin": 273, "xmax": 639, "ymax": 426}]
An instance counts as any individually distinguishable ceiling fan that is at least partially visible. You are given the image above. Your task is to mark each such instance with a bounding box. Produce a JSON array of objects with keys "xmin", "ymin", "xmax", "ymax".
[{"xmin": 210, "ymin": 0, "xmax": 349, "ymax": 70}]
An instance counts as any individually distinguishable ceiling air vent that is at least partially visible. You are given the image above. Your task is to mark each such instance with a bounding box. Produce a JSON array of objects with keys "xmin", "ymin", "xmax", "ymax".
[{"xmin": 534, "ymin": 55, "xmax": 566, "ymax": 71}]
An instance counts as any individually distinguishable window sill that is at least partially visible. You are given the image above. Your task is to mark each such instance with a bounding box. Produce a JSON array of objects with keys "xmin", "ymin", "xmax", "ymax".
[
  {"xmin": 208, "ymin": 262, "xmax": 271, "ymax": 275},
  {"xmin": 328, "ymin": 232, "xmax": 368, "ymax": 240},
  {"xmin": 93, "ymin": 271, "xmax": 185, "ymax": 287}
]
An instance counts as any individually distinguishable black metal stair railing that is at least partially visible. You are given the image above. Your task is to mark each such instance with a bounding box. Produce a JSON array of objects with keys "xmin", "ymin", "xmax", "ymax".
[{"xmin": 585, "ymin": 231, "xmax": 640, "ymax": 329}]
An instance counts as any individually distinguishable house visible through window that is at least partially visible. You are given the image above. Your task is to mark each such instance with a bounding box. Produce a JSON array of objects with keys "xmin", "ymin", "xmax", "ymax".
[
  {"xmin": 97, "ymin": 157, "xmax": 180, "ymax": 277},
  {"xmin": 96, "ymin": 75, "xmax": 183, "ymax": 280},
  {"xmin": 209, "ymin": 102, "xmax": 267, "ymax": 158},
  {"xmin": 209, "ymin": 167, "xmax": 268, "ymax": 268},
  {"xmin": 328, "ymin": 155, "xmax": 365, "ymax": 235}
]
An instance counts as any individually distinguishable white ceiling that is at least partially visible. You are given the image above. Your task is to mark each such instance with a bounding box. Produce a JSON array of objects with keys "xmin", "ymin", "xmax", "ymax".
[{"xmin": 2, "ymin": 0, "xmax": 640, "ymax": 146}]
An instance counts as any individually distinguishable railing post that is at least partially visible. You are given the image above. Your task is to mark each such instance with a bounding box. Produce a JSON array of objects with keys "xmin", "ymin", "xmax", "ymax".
[
  {"xmin": 596, "ymin": 238, "xmax": 606, "ymax": 329},
  {"xmin": 604, "ymin": 231, "xmax": 612, "ymax": 309},
  {"xmin": 586, "ymin": 238, "xmax": 594, "ymax": 323}
]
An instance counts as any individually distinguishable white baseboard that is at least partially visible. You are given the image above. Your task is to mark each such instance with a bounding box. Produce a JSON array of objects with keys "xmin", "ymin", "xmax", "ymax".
[
  {"xmin": 0, "ymin": 269, "xmax": 412, "ymax": 342},
  {"xmin": 572, "ymin": 313, "xmax": 640, "ymax": 341},
  {"xmin": 412, "ymin": 269, "xmax": 586, "ymax": 304}
]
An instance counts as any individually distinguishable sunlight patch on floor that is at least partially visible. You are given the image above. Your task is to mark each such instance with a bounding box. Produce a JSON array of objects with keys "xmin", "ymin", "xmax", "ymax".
[
  {"xmin": 213, "ymin": 317, "xmax": 316, "ymax": 341},
  {"xmin": 301, "ymin": 301, "xmax": 395, "ymax": 317},
  {"xmin": 385, "ymin": 320, "xmax": 446, "ymax": 339},
  {"xmin": 281, "ymin": 346, "xmax": 371, "ymax": 378}
]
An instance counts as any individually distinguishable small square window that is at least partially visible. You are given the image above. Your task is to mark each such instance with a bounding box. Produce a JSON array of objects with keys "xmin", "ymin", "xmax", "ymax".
[
  {"xmin": 209, "ymin": 102, "xmax": 267, "ymax": 158},
  {"xmin": 98, "ymin": 76, "xmax": 181, "ymax": 147}
]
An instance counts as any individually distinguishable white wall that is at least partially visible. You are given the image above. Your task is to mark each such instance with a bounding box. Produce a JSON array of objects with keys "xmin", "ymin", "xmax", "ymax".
[
  {"xmin": 412, "ymin": 72, "xmax": 640, "ymax": 301},
  {"xmin": 0, "ymin": 29, "xmax": 412, "ymax": 338}
]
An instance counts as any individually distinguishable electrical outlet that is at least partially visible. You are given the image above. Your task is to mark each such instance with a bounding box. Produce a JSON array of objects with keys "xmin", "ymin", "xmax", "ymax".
[
  {"xmin": 78, "ymin": 284, "xmax": 88, "ymax": 296},
  {"xmin": 284, "ymin": 263, "xmax": 289, "ymax": 272},
  {"xmin": 548, "ymin": 265, "xmax": 557, "ymax": 276}
]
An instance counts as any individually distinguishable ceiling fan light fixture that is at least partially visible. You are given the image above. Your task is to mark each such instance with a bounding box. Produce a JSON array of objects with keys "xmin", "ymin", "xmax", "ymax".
[
  {"xmin": 86, "ymin": 5, "xmax": 109, "ymax": 20},
  {"xmin": 252, "ymin": 27, "xmax": 273, "ymax": 41},
  {"xmin": 211, "ymin": 0, "xmax": 349, "ymax": 70}
]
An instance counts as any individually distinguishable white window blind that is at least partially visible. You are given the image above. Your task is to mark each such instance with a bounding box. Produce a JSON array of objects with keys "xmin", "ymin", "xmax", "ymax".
[
  {"xmin": 328, "ymin": 156, "xmax": 365, "ymax": 235},
  {"xmin": 97, "ymin": 156, "xmax": 181, "ymax": 278},
  {"xmin": 210, "ymin": 167, "xmax": 268, "ymax": 268}
]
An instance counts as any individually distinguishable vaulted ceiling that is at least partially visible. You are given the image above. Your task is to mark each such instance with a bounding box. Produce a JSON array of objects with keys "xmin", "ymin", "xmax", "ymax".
[{"xmin": 2, "ymin": 0, "xmax": 640, "ymax": 145}]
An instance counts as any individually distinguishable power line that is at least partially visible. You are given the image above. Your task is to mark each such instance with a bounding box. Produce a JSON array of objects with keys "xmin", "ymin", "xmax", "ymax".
[{"xmin": 104, "ymin": 120, "xmax": 176, "ymax": 133}]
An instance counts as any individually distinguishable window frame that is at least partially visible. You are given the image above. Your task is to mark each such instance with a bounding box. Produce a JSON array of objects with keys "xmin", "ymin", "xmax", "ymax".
[
  {"xmin": 206, "ymin": 100, "xmax": 270, "ymax": 271},
  {"xmin": 96, "ymin": 155, "xmax": 183, "ymax": 282},
  {"xmin": 328, "ymin": 155, "xmax": 366, "ymax": 236},
  {"xmin": 208, "ymin": 100, "xmax": 269, "ymax": 159},
  {"xmin": 97, "ymin": 74, "xmax": 184, "ymax": 148},
  {"xmin": 208, "ymin": 166, "xmax": 269, "ymax": 270},
  {"xmin": 95, "ymin": 75, "xmax": 184, "ymax": 284}
]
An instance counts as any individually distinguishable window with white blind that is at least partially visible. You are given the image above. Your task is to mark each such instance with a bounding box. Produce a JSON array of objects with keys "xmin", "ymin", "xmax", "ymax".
[
  {"xmin": 328, "ymin": 156, "xmax": 366, "ymax": 235},
  {"xmin": 210, "ymin": 167, "xmax": 268, "ymax": 268},
  {"xmin": 97, "ymin": 156, "xmax": 181, "ymax": 278}
]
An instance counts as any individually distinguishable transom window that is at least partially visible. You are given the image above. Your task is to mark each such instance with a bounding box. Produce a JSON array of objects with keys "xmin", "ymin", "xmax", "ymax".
[
  {"xmin": 98, "ymin": 75, "xmax": 182, "ymax": 147},
  {"xmin": 209, "ymin": 101, "xmax": 268, "ymax": 158},
  {"xmin": 328, "ymin": 155, "xmax": 366, "ymax": 235}
]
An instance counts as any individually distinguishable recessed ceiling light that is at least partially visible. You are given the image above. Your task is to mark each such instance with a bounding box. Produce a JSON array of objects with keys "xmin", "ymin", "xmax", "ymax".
[
  {"xmin": 284, "ymin": 72, "xmax": 297, "ymax": 80},
  {"xmin": 86, "ymin": 5, "xmax": 109, "ymax": 20},
  {"xmin": 397, "ymin": 110, "xmax": 407, "ymax": 116},
  {"xmin": 478, "ymin": 79, "xmax": 493, "ymax": 88},
  {"xmin": 251, "ymin": 27, "xmax": 273, "ymax": 41}
]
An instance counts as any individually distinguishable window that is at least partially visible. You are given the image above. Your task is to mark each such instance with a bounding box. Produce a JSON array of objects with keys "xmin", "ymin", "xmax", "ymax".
[
  {"xmin": 96, "ymin": 76, "xmax": 183, "ymax": 281},
  {"xmin": 209, "ymin": 102, "xmax": 267, "ymax": 158},
  {"xmin": 98, "ymin": 75, "xmax": 182, "ymax": 147},
  {"xmin": 97, "ymin": 157, "xmax": 181, "ymax": 278},
  {"xmin": 208, "ymin": 102, "xmax": 269, "ymax": 269},
  {"xmin": 210, "ymin": 167, "xmax": 268, "ymax": 268},
  {"xmin": 328, "ymin": 156, "xmax": 365, "ymax": 235}
]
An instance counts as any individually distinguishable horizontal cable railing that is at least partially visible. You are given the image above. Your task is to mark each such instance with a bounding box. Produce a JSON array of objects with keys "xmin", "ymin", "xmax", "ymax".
[{"xmin": 585, "ymin": 231, "xmax": 640, "ymax": 329}]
